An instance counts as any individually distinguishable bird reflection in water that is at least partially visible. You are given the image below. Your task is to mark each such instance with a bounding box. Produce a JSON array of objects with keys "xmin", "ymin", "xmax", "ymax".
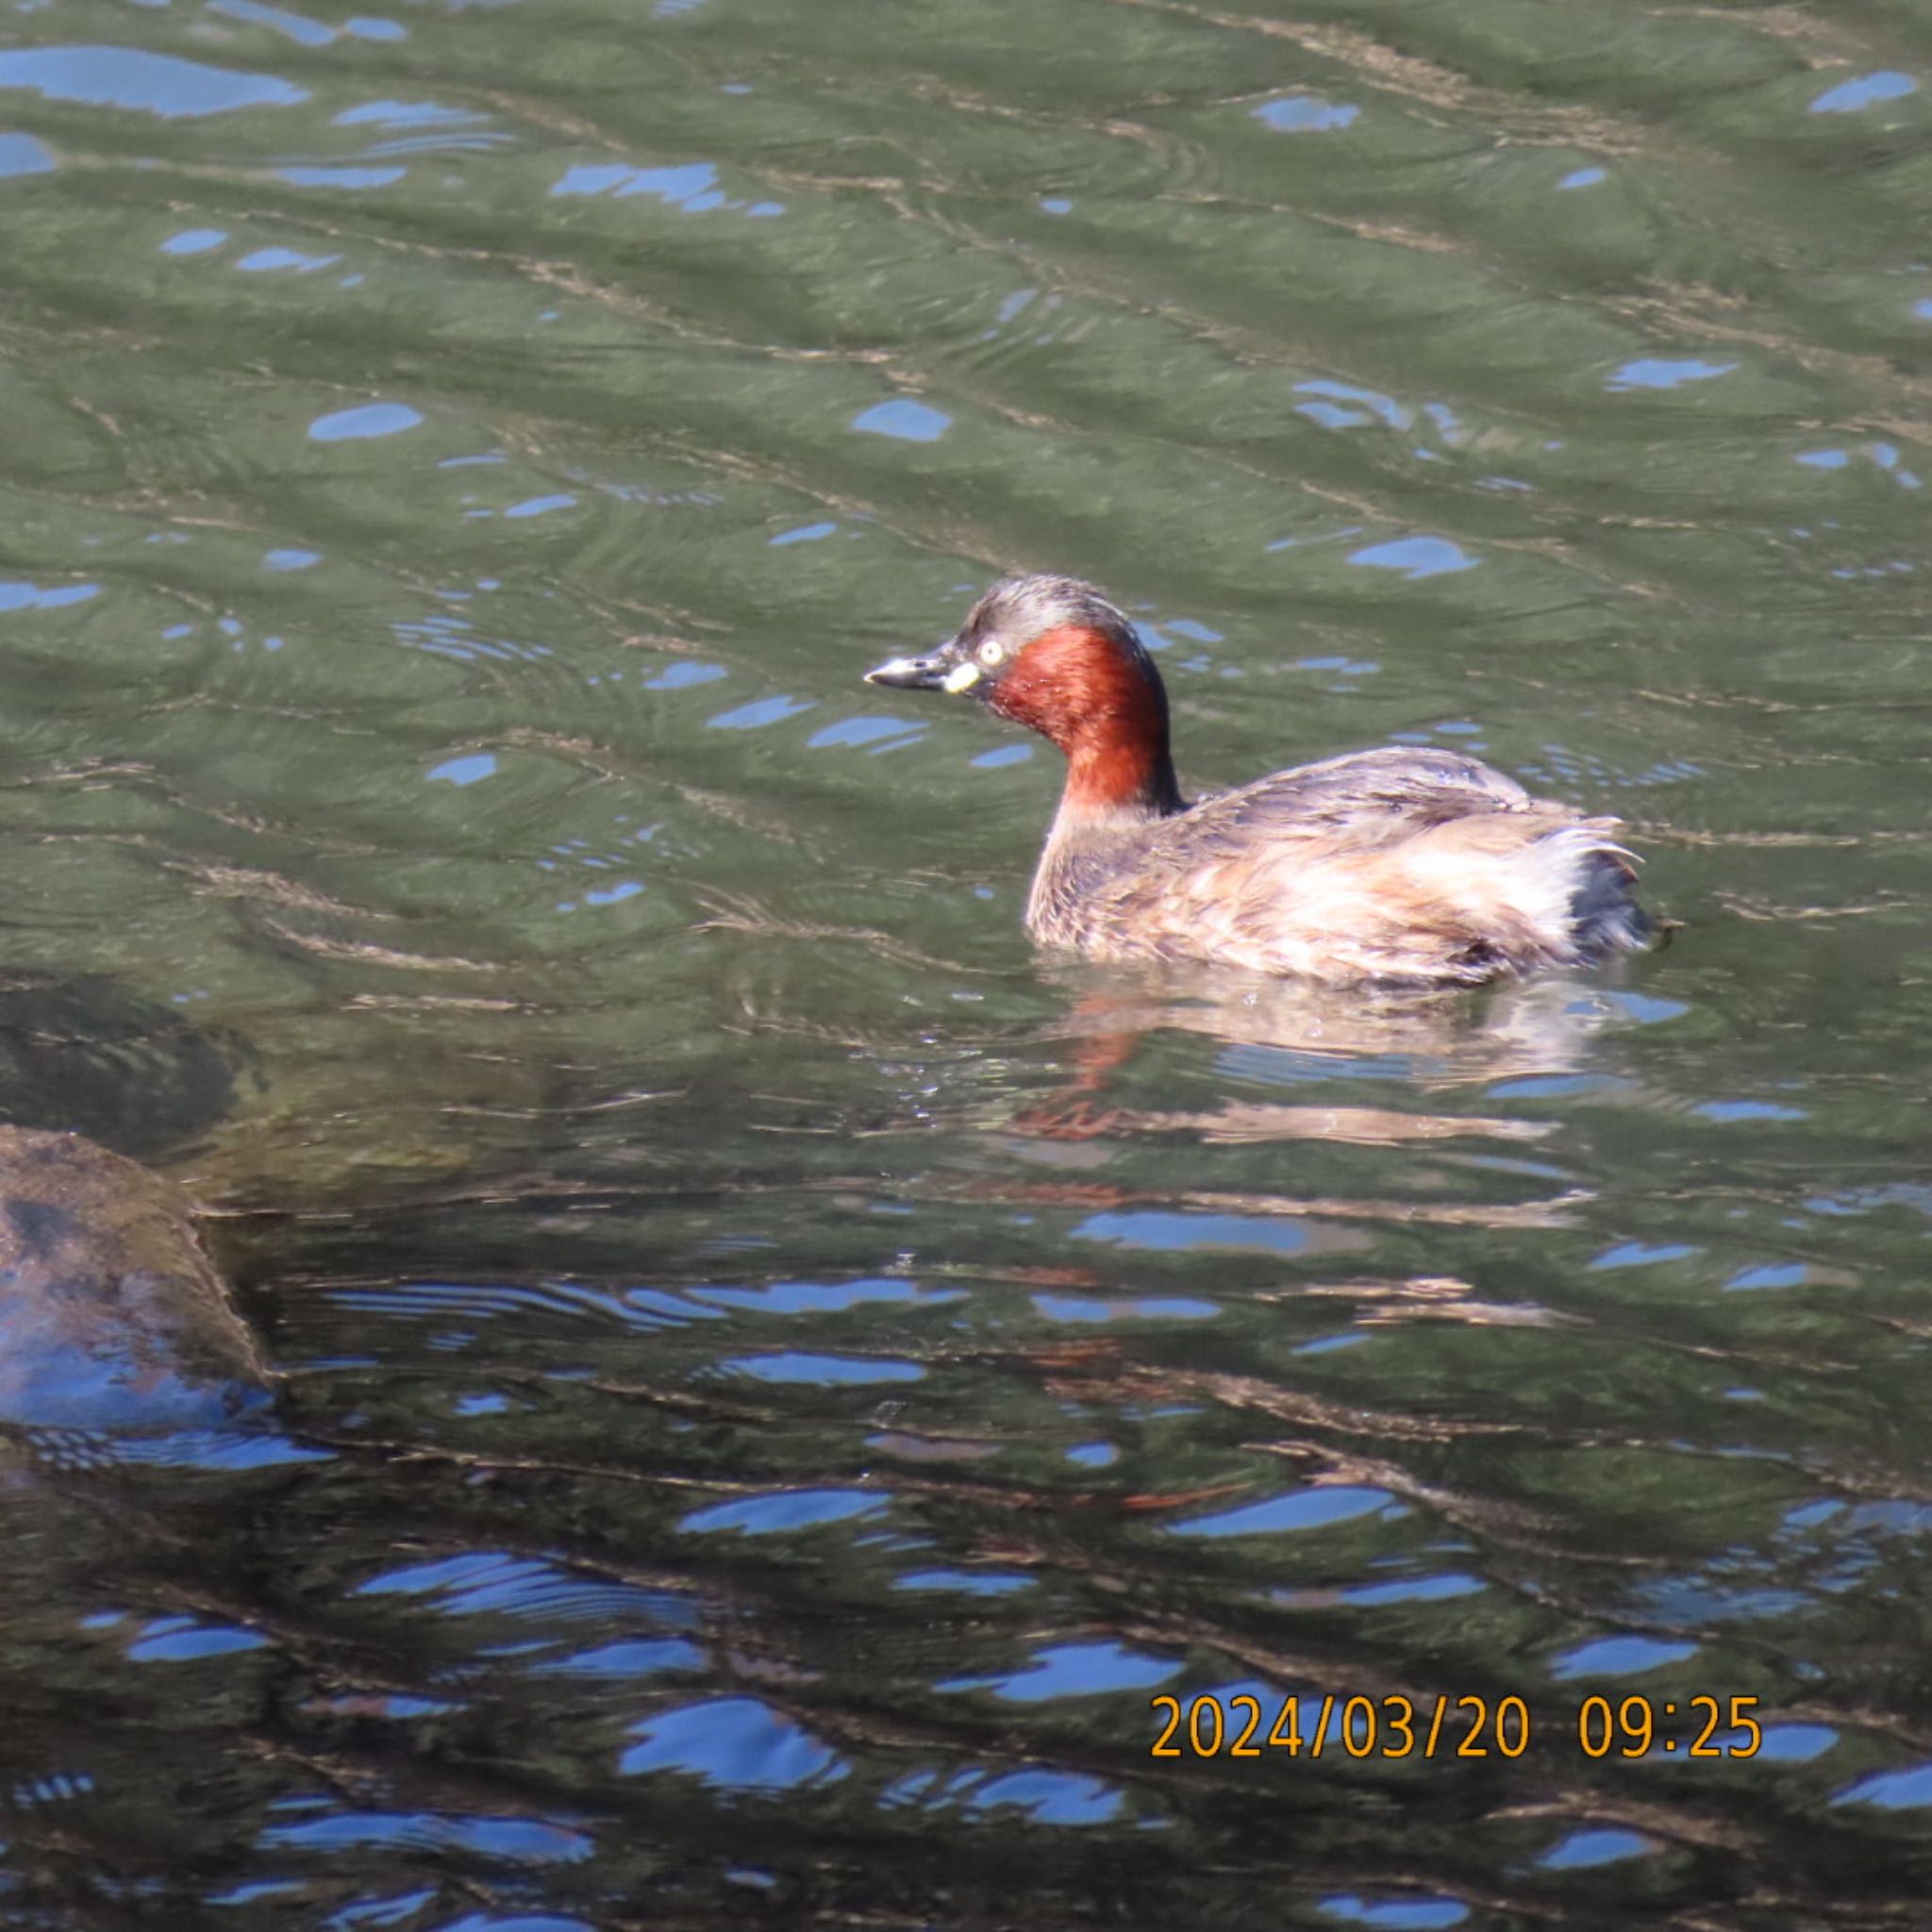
[{"xmin": 1011, "ymin": 958, "xmax": 1633, "ymax": 1151}]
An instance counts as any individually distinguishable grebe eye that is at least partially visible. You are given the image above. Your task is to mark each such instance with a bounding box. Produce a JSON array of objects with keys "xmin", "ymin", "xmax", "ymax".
[{"xmin": 978, "ymin": 640, "xmax": 1006, "ymax": 667}]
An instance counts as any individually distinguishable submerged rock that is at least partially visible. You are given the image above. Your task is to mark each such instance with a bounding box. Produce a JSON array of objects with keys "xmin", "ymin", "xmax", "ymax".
[
  {"xmin": 0, "ymin": 972, "xmax": 240, "ymax": 1159},
  {"xmin": 0, "ymin": 1128, "xmax": 270, "ymax": 1432}
]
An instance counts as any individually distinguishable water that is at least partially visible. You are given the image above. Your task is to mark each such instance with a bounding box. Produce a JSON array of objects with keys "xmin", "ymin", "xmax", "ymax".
[{"xmin": 1, "ymin": 0, "xmax": 1930, "ymax": 1924}]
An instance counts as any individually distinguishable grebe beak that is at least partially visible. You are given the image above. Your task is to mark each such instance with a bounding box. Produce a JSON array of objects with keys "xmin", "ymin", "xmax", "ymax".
[{"xmin": 864, "ymin": 648, "xmax": 958, "ymax": 691}]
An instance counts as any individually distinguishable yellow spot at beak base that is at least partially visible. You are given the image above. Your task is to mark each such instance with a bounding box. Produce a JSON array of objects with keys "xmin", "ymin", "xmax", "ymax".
[{"xmin": 942, "ymin": 660, "xmax": 982, "ymax": 693}]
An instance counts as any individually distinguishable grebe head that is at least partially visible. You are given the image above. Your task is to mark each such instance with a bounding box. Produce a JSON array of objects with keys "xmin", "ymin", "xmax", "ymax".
[{"xmin": 864, "ymin": 574, "xmax": 1182, "ymax": 818}]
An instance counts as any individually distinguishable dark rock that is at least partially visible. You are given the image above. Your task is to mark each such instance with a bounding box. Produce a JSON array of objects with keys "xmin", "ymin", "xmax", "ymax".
[{"xmin": 0, "ymin": 1128, "xmax": 270, "ymax": 1431}]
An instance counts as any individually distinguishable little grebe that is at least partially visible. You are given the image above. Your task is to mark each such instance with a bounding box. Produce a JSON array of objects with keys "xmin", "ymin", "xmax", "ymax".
[{"xmin": 865, "ymin": 574, "xmax": 1654, "ymax": 985}]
